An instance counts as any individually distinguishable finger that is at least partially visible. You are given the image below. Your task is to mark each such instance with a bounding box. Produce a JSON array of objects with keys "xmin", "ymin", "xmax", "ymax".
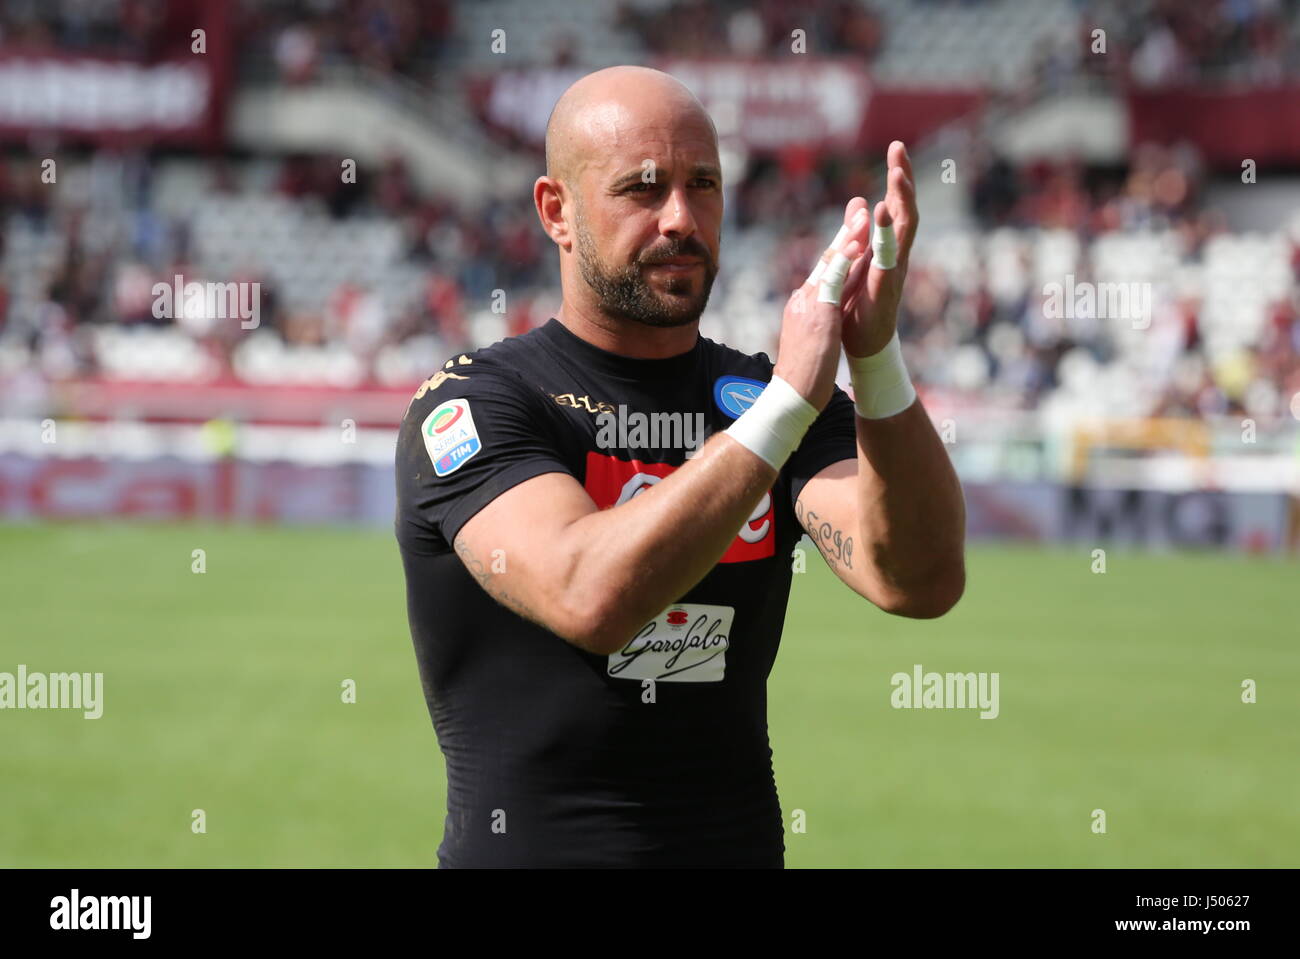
[
  {"xmin": 818, "ymin": 199, "xmax": 869, "ymax": 256},
  {"xmin": 843, "ymin": 195, "xmax": 869, "ymax": 231},
  {"xmin": 805, "ymin": 206, "xmax": 868, "ymax": 287},
  {"xmin": 888, "ymin": 165, "xmax": 915, "ymax": 211},
  {"xmin": 886, "ymin": 164, "xmax": 918, "ymax": 251},
  {"xmin": 845, "ymin": 196, "xmax": 872, "ymax": 246},
  {"xmin": 817, "ymin": 239, "xmax": 862, "ymax": 306},
  {"xmin": 841, "ymin": 245, "xmax": 872, "ymax": 314},
  {"xmin": 888, "ymin": 140, "xmax": 913, "ymax": 185},
  {"xmin": 870, "ymin": 201, "xmax": 898, "ymax": 271}
]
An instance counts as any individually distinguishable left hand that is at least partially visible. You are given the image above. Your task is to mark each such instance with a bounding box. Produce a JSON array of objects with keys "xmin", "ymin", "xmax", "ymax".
[{"xmin": 806, "ymin": 140, "xmax": 920, "ymax": 358}]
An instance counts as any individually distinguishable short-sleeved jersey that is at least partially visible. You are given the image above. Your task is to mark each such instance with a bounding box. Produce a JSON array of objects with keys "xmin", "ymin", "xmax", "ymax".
[{"xmin": 395, "ymin": 317, "xmax": 857, "ymax": 867}]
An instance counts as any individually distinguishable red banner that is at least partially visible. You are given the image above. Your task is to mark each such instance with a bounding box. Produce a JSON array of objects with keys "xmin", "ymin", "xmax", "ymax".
[
  {"xmin": 0, "ymin": 2, "xmax": 232, "ymax": 148},
  {"xmin": 1127, "ymin": 85, "xmax": 1300, "ymax": 168},
  {"xmin": 470, "ymin": 61, "xmax": 982, "ymax": 154},
  {"xmin": 656, "ymin": 59, "xmax": 872, "ymax": 150}
]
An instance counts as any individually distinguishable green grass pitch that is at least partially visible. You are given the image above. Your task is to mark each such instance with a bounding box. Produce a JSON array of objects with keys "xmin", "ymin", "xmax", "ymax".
[{"xmin": 2, "ymin": 522, "xmax": 1296, "ymax": 867}]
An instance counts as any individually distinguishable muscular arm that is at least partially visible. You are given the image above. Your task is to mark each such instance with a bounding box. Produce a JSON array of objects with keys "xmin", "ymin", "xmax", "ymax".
[
  {"xmin": 795, "ymin": 399, "xmax": 965, "ymax": 618},
  {"xmin": 454, "ymin": 431, "xmax": 775, "ymax": 656},
  {"xmin": 792, "ymin": 141, "xmax": 965, "ymax": 618}
]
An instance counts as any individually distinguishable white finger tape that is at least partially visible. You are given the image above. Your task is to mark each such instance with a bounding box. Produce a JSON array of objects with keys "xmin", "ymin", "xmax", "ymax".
[
  {"xmin": 817, "ymin": 252, "xmax": 853, "ymax": 305},
  {"xmin": 804, "ymin": 224, "xmax": 850, "ymax": 286},
  {"xmin": 800, "ymin": 222, "xmax": 852, "ymax": 285},
  {"xmin": 872, "ymin": 222, "xmax": 898, "ymax": 270}
]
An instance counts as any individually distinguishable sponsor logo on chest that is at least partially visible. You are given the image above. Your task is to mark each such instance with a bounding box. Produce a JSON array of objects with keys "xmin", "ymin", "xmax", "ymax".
[
  {"xmin": 608, "ymin": 603, "xmax": 734, "ymax": 683},
  {"xmin": 582, "ymin": 451, "xmax": 774, "ymax": 563}
]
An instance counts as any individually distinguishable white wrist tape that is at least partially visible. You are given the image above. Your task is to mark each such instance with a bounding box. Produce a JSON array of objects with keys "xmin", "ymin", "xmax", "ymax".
[
  {"xmin": 848, "ymin": 331, "xmax": 916, "ymax": 419},
  {"xmin": 817, "ymin": 251, "xmax": 853, "ymax": 304},
  {"xmin": 724, "ymin": 375, "xmax": 819, "ymax": 469},
  {"xmin": 872, "ymin": 222, "xmax": 898, "ymax": 270}
]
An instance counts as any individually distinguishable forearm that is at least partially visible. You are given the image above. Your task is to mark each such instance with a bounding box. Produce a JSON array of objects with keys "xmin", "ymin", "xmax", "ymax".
[
  {"xmin": 558, "ymin": 432, "xmax": 776, "ymax": 648},
  {"xmin": 854, "ymin": 398, "xmax": 966, "ymax": 616}
]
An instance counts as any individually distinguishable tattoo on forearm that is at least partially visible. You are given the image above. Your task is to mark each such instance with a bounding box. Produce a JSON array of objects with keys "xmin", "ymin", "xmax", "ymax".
[{"xmin": 795, "ymin": 498, "xmax": 854, "ymax": 571}]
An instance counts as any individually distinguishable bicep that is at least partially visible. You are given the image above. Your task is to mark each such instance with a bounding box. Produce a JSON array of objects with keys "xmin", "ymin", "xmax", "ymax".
[{"xmin": 452, "ymin": 471, "xmax": 601, "ymax": 635}]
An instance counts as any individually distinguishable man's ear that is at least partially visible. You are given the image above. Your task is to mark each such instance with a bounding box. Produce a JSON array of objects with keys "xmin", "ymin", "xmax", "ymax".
[{"xmin": 534, "ymin": 176, "xmax": 572, "ymax": 251}]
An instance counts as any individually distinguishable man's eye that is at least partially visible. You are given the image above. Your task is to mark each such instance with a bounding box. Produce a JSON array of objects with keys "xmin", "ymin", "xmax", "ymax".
[
  {"xmin": 627, "ymin": 182, "xmax": 653, "ymax": 193},
  {"xmin": 691, "ymin": 178, "xmax": 717, "ymax": 189}
]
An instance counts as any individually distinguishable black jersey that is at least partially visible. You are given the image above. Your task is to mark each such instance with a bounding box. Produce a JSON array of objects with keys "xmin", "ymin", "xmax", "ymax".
[{"xmin": 394, "ymin": 317, "xmax": 857, "ymax": 868}]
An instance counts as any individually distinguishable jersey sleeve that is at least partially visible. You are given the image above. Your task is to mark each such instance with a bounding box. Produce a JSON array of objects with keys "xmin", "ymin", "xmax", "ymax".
[
  {"xmin": 395, "ymin": 361, "xmax": 576, "ymax": 553},
  {"xmin": 784, "ymin": 382, "xmax": 858, "ymax": 509}
]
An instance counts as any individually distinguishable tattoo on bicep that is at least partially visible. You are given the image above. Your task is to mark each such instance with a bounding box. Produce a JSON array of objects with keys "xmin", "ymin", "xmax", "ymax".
[
  {"xmin": 454, "ymin": 536, "xmax": 490, "ymax": 584},
  {"xmin": 454, "ymin": 536, "xmax": 545, "ymax": 627},
  {"xmin": 795, "ymin": 497, "xmax": 854, "ymax": 571}
]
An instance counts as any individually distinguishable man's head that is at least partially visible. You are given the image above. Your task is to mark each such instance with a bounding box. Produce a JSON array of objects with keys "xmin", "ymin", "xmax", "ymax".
[{"xmin": 535, "ymin": 66, "xmax": 722, "ymax": 329}]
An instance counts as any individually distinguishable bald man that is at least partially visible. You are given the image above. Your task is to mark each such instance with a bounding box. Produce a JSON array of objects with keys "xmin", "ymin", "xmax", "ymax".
[{"xmin": 395, "ymin": 66, "xmax": 965, "ymax": 868}]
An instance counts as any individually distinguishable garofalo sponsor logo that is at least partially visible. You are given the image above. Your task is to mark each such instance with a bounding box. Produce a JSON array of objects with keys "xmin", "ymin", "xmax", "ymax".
[
  {"xmin": 50, "ymin": 890, "xmax": 151, "ymax": 939},
  {"xmin": 607, "ymin": 603, "xmax": 734, "ymax": 682},
  {"xmin": 0, "ymin": 665, "xmax": 103, "ymax": 718},
  {"xmin": 890, "ymin": 664, "xmax": 999, "ymax": 719},
  {"xmin": 595, "ymin": 405, "xmax": 709, "ymax": 454}
]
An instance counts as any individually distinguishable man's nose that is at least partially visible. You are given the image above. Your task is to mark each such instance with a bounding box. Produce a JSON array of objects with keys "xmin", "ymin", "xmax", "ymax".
[{"xmin": 658, "ymin": 184, "xmax": 698, "ymax": 238}]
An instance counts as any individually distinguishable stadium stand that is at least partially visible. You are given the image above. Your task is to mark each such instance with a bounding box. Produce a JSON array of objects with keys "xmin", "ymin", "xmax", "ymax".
[{"xmin": 1, "ymin": 0, "xmax": 1297, "ymax": 433}]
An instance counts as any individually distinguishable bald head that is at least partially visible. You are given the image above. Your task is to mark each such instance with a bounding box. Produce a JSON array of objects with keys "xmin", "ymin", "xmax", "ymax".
[{"xmin": 545, "ymin": 66, "xmax": 717, "ymax": 183}]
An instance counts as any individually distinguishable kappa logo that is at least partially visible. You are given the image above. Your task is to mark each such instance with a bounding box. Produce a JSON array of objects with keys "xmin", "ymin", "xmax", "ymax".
[
  {"xmin": 713, "ymin": 375, "xmax": 768, "ymax": 419},
  {"xmin": 415, "ymin": 369, "xmax": 469, "ymax": 398},
  {"xmin": 422, "ymin": 398, "xmax": 481, "ymax": 477},
  {"xmin": 583, "ymin": 451, "xmax": 774, "ymax": 562},
  {"xmin": 549, "ymin": 392, "xmax": 616, "ymax": 415},
  {"xmin": 404, "ymin": 366, "xmax": 469, "ymax": 417}
]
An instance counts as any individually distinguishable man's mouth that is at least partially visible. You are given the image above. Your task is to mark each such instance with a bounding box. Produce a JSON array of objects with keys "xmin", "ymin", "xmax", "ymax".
[{"xmin": 643, "ymin": 258, "xmax": 704, "ymax": 273}]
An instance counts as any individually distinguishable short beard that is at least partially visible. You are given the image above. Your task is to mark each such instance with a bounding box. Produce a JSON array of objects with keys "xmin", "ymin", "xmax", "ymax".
[{"xmin": 574, "ymin": 206, "xmax": 718, "ymax": 329}]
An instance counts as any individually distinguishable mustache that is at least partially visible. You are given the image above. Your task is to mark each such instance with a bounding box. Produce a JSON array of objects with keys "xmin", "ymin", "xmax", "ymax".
[{"xmin": 636, "ymin": 238, "xmax": 714, "ymax": 267}]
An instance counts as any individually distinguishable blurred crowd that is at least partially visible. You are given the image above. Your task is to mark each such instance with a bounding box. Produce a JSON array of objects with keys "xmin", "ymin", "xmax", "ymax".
[
  {"xmin": 0, "ymin": 0, "xmax": 183, "ymax": 57},
  {"xmin": 3, "ymin": 137, "xmax": 1298, "ymax": 422},
  {"xmin": 619, "ymin": 0, "xmax": 884, "ymax": 62},
  {"xmin": 0, "ymin": 148, "xmax": 545, "ymax": 380},
  {"xmin": 1087, "ymin": 0, "xmax": 1296, "ymax": 88},
  {"xmin": 0, "ymin": 0, "xmax": 456, "ymax": 81},
  {"xmin": 766, "ymin": 140, "xmax": 1300, "ymax": 421},
  {"xmin": 4, "ymin": 0, "xmax": 1292, "ymax": 89},
  {"xmin": 250, "ymin": 0, "xmax": 456, "ymax": 84},
  {"xmin": 1, "ymin": 0, "xmax": 1298, "ymax": 422}
]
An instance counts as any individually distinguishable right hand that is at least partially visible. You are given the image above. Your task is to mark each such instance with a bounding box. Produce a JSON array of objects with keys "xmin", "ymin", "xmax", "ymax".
[{"xmin": 773, "ymin": 209, "xmax": 868, "ymax": 410}]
